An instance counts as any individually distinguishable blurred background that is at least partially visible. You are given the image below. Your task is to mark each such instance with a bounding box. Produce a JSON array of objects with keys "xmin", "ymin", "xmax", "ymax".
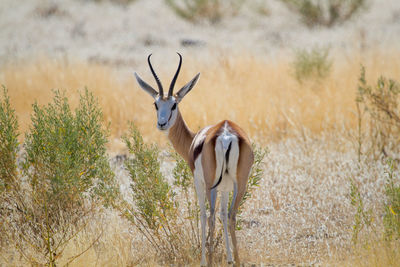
[{"xmin": 1, "ymin": 0, "xmax": 399, "ymax": 147}]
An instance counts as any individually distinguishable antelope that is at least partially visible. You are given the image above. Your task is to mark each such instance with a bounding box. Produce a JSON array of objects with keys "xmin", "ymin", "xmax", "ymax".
[{"xmin": 134, "ymin": 53, "xmax": 254, "ymax": 266}]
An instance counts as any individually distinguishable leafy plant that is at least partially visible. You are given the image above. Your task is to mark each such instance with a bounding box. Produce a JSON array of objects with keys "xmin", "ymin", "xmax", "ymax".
[
  {"xmin": 120, "ymin": 123, "xmax": 186, "ymax": 263},
  {"xmin": 3, "ymin": 89, "xmax": 116, "ymax": 266},
  {"xmin": 349, "ymin": 177, "xmax": 373, "ymax": 244},
  {"xmin": 165, "ymin": 0, "xmax": 244, "ymax": 24},
  {"xmin": 0, "ymin": 86, "xmax": 20, "ymax": 250},
  {"xmin": 0, "ymin": 86, "xmax": 19, "ymax": 194},
  {"xmin": 383, "ymin": 160, "xmax": 400, "ymax": 241},
  {"xmin": 292, "ymin": 47, "xmax": 332, "ymax": 83},
  {"xmin": 280, "ymin": 0, "xmax": 367, "ymax": 27},
  {"xmin": 356, "ymin": 66, "xmax": 400, "ymax": 159}
]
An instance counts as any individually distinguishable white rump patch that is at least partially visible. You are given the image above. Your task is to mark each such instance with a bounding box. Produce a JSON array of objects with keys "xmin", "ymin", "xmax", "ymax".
[{"xmin": 213, "ymin": 124, "xmax": 239, "ymax": 191}]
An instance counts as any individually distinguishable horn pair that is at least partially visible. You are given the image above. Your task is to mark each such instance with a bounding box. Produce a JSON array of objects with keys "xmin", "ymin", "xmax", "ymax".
[{"xmin": 148, "ymin": 53, "xmax": 182, "ymax": 98}]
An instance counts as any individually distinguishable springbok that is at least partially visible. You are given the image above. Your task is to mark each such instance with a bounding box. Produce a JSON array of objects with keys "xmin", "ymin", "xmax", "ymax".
[{"xmin": 134, "ymin": 53, "xmax": 254, "ymax": 266}]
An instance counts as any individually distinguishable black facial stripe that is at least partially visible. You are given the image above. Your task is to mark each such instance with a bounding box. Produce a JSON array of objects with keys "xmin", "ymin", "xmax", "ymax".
[
  {"xmin": 171, "ymin": 103, "xmax": 177, "ymax": 110},
  {"xmin": 154, "ymin": 103, "xmax": 158, "ymax": 110},
  {"xmin": 168, "ymin": 109, "xmax": 173, "ymax": 122}
]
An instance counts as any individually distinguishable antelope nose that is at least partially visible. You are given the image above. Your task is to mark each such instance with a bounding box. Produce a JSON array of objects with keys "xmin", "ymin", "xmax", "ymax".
[{"xmin": 158, "ymin": 122, "xmax": 167, "ymax": 127}]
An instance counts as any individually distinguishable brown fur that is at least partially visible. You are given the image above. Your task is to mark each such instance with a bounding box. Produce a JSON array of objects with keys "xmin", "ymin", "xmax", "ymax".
[{"xmin": 167, "ymin": 108, "xmax": 195, "ymax": 163}]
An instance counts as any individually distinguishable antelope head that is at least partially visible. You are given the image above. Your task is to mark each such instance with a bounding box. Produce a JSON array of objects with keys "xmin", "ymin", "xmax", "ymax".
[{"xmin": 134, "ymin": 53, "xmax": 200, "ymax": 131}]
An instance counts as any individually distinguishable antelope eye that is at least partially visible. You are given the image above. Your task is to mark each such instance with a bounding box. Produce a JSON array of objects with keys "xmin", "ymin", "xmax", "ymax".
[
  {"xmin": 154, "ymin": 103, "xmax": 158, "ymax": 110},
  {"xmin": 171, "ymin": 103, "xmax": 177, "ymax": 110}
]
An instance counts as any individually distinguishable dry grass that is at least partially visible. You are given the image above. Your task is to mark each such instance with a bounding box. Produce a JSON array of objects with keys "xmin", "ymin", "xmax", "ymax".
[
  {"xmin": 1, "ymin": 48, "xmax": 400, "ymax": 266},
  {"xmin": 1, "ymin": 49, "xmax": 400, "ymax": 149},
  {"xmin": 327, "ymin": 240, "xmax": 400, "ymax": 267}
]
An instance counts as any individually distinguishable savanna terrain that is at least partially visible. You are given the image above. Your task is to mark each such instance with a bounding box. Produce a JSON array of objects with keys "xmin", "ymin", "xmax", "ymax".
[{"xmin": 1, "ymin": 0, "xmax": 400, "ymax": 266}]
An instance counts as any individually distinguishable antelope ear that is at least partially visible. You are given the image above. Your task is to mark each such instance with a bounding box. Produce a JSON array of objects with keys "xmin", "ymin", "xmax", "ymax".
[
  {"xmin": 134, "ymin": 72, "xmax": 158, "ymax": 99},
  {"xmin": 175, "ymin": 73, "xmax": 200, "ymax": 102}
]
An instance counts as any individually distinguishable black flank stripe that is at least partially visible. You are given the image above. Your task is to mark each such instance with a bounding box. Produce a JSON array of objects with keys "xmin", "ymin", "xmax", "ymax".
[
  {"xmin": 193, "ymin": 140, "xmax": 205, "ymax": 162},
  {"xmin": 225, "ymin": 142, "xmax": 232, "ymax": 164}
]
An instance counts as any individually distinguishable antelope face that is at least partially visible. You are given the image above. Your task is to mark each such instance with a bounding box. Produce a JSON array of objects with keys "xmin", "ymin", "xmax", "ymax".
[
  {"xmin": 134, "ymin": 53, "xmax": 200, "ymax": 132},
  {"xmin": 153, "ymin": 96, "xmax": 178, "ymax": 131}
]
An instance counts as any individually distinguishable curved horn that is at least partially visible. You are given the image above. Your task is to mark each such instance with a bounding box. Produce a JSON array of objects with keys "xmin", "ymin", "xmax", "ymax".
[
  {"xmin": 148, "ymin": 54, "xmax": 164, "ymax": 97},
  {"xmin": 168, "ymin": 52, "xmax": 182, "ymax": 97}
]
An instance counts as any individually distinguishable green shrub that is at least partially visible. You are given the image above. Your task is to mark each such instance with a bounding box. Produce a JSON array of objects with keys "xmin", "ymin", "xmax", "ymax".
[
  {"xmin": 4, "ymin": 89, "xmax": 116, "ymax": 266},
  {"xmin": 0, "ymin": 86, "xmax": 19, "ymax": 194},
  {"xmin": 350, "ymin": 160, "xmax": 400, "ymax": 245},
  {"xmin": 349, "ymin": 177, "xmax": 373, "ymax": 244},
  {"xmin": 165, "ymin": 0, "xmax": 244, "ymax": 24},
  {"xmin": 292, "ymin": 47, "xmax": 332, "ymax": 83},
  {"xmin": 120, "ymin": 123, "xmax": 206, "ymax": 263},
  {"xmin": 280, "ymin": 0, "xmax": 366, "ymax": 27},
  {"xmin": 351, "ymin": 69, "xmax": 400, "ymax": 244},
  {"xmin": 120, "ymin": 123, "xmax": 191, "ymax": 263},
  {"xmin": 356, "ymin": 66, "xmax": 400, "ymax": 159},
  {"xmin": 0, "ymin": 86, "xmax": 20, "ymax": 250},
  {"xmin": 383, "ymin": 160, "xmax": 400, "ymax": 241}
]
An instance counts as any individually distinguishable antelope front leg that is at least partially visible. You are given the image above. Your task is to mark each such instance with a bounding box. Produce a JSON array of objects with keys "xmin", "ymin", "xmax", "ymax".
[{"xmin": 194, "ymin": 177, "xmax": 207, "ymax": 266}]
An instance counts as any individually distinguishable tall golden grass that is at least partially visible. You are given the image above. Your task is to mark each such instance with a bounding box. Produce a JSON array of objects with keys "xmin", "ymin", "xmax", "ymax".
[{"xmin": 1, "ymin": 49, "xmax": 400, "ymax": 150}]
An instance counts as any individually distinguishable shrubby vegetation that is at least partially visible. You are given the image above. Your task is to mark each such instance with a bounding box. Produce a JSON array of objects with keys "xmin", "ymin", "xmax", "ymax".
[
  {"xmin": 292, "ymin": 47, "xmax": 332, "ymax": 83},
  {"xmin": 383, "ymin": 160, "xmax": 400, "ymax": 240},
  {"xmin": 0, "ymin": 86, "xmax": 19, "ymax": 194},
  {"xmin": 350, "ymin": 69, "xmax": 400, "ymax": 246},
  {"xmin": 0, "ymin": 86, "xmax": 19, "ymax": 250},
  {"xmin": 0, "ymin": 88, "xmax": 117, "ymax": 266},
  {"xmin": 280, "ymin": 0, "xmax": 367, "ymax": 27},
  {"xmin": 356, "ymin": 66, "xmax": 400, "ymax": 159},
  {"xmin": 165, "ymin": 0, "xmax": 244, "ymax": 23}
]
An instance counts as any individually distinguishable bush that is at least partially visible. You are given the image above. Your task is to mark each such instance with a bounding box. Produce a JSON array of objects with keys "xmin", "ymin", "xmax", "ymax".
[
  {"xmin": 280, "ymin": 0, "xmax": 366, "ymax": 27},
  {"xmin": 117, "ymin": 123, "xmax": 198, "ymax": 263},
  {"xmin": 383, "ymin": 160, "xmax": 400, "ymax": 241},
  {"xmin": 350, "ymin": 160, "xmax": 400, "ymax": 245},
  {"xmin": 0, "ymin": 86, "xmax": 20, "ymax": 249},
  {"xmin": 165, "ymin": 0, "xmax": 244, "ymax": 24},
  {"xmin": 292, "ymin": 47, "xmax": 332, "ymax": 83},
  {"xmin": 351, "ymin": 70, "xmax": 400, "ymax": 245},
  {"xmin": 0, "ymin": 86, "xmax": 19, "ymax": 194},
  {"xmin": 356, "ymin": 66, "xmax": 400, "ymax": 159},
  {"xmin": 2, "ymin": 89, "xmax": 116, "ymax": 266},
  {"xmin": 349, "ymin": 177, "xmax": 373, "ymax": 244}
]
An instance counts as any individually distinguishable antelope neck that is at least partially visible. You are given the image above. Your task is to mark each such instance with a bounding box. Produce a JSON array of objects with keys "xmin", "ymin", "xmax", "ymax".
[{"xmin": 167, "ymin": 108, "xmax": 195, "ymax": 163}]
